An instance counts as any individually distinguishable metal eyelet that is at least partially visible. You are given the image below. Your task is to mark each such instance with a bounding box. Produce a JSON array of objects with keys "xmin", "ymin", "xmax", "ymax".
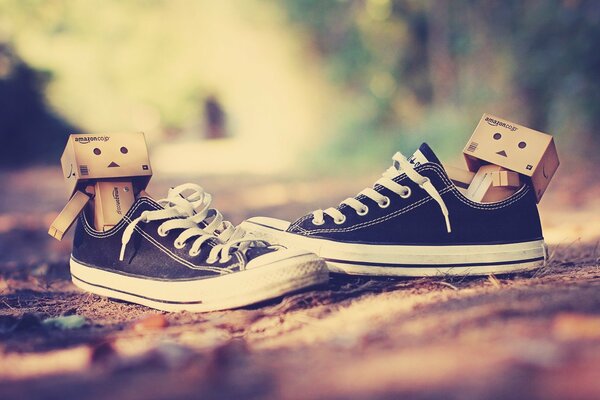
[
  {"xmin": 399, "ymin": 187, "xmax": 412, "ymax": 199},
  {"xmin": 157, "ymin": 227, "xmax": 169, "ymax": 237},
  {"xmin": 189, "ymin": 249, "xmax": 200, "ymax": 257},
  {"xmin": 312, "ymin": 218, "xmax": 325, "ymax": 226},
  {"xmin": 356, "ymin": 206, "xmax": 369, "ymax": 216},
  {"xmin": 174, "ymin": 240, "xmax": 185, "ymax": 249},
  {"xmin": 420, "ymin": 177, "xmax": 430, "ymax": 186},
  {"xmin": 378, "ymin": 197, "xmax": 391, "ymax": 208},
  {"xmin": 334, "ymin": 215, "xmax": 346, "ymax": 225}
]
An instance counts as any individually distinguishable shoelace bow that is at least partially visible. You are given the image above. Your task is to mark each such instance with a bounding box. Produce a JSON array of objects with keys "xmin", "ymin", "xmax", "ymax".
[
  {"xmin": 312, "ymin": 151, "xmax": 451, "ymax": 232},
  {"xmin": 119, "ymin": 183, "xmax": 258, "ymax": 265}
]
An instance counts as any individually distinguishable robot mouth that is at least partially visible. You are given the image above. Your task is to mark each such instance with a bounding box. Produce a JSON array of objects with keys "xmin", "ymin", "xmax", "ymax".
[
  {"xmin": 108, "ymin": 161, "xmax": 120, "ymax": 168},
  {"xmin": 496, "ymin": 150, "xmax": 507, "ymax": 157}
]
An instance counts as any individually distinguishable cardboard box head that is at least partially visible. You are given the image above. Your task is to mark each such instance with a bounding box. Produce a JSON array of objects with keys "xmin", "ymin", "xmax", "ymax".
[
  {"xmin": 60, "ymin": 132, "xmax": 152, "ymax": 196},
  {"xmin": 463, "ymin": 114, "xmax": 559, "ymax": 202}
]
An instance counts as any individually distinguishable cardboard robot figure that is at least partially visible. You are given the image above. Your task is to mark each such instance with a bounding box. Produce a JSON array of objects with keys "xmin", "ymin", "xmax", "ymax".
[
  {"xmin": 446, "ymin": 113, "xmax": 559, "ymax": 203},
  {"xmin": 48, "ymin": 132, "xmax": 152, "ymax": 240}
]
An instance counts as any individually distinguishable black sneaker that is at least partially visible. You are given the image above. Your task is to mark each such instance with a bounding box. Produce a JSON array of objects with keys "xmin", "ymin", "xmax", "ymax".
[
  {"xmin": 70, "ymin": 184, "xmax": 328, "ymax": 312},
  {"xmin": 241, "ymin": 144, "xmax": 548, "ymax": 277}
]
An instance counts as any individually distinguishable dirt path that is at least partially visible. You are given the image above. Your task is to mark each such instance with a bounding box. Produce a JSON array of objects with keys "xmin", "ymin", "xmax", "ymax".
[{"xmin": 0, "ymin": 166, "xmax": 599, "ymax": 399}]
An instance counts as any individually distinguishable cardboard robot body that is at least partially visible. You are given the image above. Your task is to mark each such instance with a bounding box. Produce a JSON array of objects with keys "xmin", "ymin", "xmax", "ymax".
[
  {"xmin": 445, "ymin": 163, "xmax": 521, "ymax": 203},
  {"xmin": 463, "ymin": 114, "xmax": 559, "ymax": 202},
  {"xmin": 93, "ymin": 181, "xmax": 136, "ymax": 231}
]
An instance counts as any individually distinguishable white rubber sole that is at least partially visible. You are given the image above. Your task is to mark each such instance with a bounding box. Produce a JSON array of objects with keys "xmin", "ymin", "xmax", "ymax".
[
  {"xmin": 241, "ymin": 219, "xmax": 548, "ymax": 277},
  {"xmin": 70, "ymin": 251, "xmax": 329, "ymax": 312}
]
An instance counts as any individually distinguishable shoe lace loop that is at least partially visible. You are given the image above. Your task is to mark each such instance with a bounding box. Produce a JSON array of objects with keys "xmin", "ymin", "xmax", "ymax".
[
  {"xmin": 119, "ymin": 184, "xmax": 258, "ymax": 265},
  {"xmin": 312, "ymin": 152, "xmax": 451, "ymax": 233}
]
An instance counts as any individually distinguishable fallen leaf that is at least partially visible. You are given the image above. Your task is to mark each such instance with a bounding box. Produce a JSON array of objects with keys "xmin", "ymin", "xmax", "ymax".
[{"xmin": 42, "ymin": 315, "xmax": 86, "ymax": 330}]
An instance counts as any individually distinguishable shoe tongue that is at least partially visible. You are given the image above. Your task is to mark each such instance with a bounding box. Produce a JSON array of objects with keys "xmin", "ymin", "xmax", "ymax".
[
  {"xmin": 131, "ymin": 195, "xmax": 214, "ymax": 228},
  {"xmin": 127, "ymin": 196, "xmax": 163, "ymax": 219},
  {"xmin": 407, "ymin": 142, "xmax": 442, "ymax": 167}
]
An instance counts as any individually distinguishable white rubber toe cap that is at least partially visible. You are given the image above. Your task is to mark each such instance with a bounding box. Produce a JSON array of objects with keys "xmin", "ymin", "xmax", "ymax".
[
  {"xmin": 245, "ymin": 247, "xmax": 320, "ymax": 270},
  {"xmin": 244, "ymin": 216, "xmax": 291, "ymax": 231}
]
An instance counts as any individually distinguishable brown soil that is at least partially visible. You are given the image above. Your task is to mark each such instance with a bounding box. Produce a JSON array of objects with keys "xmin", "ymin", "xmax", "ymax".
[{"xmin": 0, "ymin": 166, "xmax": 599, "ymax": 400}]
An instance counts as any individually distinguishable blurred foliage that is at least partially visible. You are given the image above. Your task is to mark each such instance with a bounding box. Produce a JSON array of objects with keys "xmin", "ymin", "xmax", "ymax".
[
  {"xmin": 0, "ymin": 0, "xmax": 212, "ymax": 134},
  {"xmin": 1, "ymin": 0, "xmax": 599, "ymax": 169},
  {"xmin": 0, "ymin": 44, "xmax": 75, "ymax": 165},
  {"xmin": 0, "ymin": 0, "xmax": 331, "ymax": 170},
  {"xmin": 282, "ymin": 0, "xmax": 600, "ymax": 168}
]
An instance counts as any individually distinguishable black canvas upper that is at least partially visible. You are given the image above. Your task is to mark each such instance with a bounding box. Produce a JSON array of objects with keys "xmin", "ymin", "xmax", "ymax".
[
  {"xmin": 72, "ymin": 197, "xmax": 272, "ymax": 281},
  {"xmin": 287, "ymin": 143, "xmax": 543, "ymax": 246}
]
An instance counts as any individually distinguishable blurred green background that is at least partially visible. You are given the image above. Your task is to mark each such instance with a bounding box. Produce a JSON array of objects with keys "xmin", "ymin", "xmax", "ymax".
[{"xmin": 1, "ymin": 0, "xmax": 599, "ymax": 173}]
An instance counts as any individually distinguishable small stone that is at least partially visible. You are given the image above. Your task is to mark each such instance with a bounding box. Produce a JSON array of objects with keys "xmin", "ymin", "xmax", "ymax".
[
  {"xmin": 132, "ymin": 314, "xmax": 169, "ymax": 332},
  {"xmin": 42, "ymin": 315, "xmax": 86, "ymax": 330}
]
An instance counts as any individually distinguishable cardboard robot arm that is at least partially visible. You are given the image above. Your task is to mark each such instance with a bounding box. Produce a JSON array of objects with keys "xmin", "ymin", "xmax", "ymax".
[
  {"xmin": 466, "ymin": 165, "xmax": 521, "ymax": 203},
  {"xmin": 444, "ymin": 165, "xmax": 476, "ymax": 189},
  {"xmin": 48, "ymin": 190, "xmax": 91, "ymax": 240},
  {"xmin": 445, "ymin": 163, "xmax": 521, "ymax": 202}
]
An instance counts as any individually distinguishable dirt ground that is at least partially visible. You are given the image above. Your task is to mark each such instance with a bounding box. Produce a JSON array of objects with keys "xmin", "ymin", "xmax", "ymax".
[{"xmin": 0, "ymin": 164, "xmax": 599, "ymax": 400}]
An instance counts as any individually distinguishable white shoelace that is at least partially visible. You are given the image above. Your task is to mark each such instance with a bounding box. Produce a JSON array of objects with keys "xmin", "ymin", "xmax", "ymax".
[
  {"xmin": 312, "ymin": 152, "xmax": 451, "ymax": 232},
  {"xmin": 119, "ymin": 183, "xmax": 255, "ymax": 265}
]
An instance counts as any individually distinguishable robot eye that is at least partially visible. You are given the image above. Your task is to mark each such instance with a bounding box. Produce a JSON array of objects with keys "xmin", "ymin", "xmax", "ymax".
[
  {"xmin": 120, "ymin": 146, "xmax": 129, "ymax": 154},
  {"xmin": 518, "ymin": 141, "xmax": 527, "ymax": 149},
  {"xmin": 93, "ymin": 148, "xmax": 101, "ymax": 155},
  {"xmin": 493, "ymin": 133, "xmax": 502, "ymax": 140}
]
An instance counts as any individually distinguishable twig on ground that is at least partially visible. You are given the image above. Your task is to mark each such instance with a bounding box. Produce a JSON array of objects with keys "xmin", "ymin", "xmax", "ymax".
[
  {"xmin": 433, "ymin": 281, "xmax": 458, "ymax": 291},
  {"xmin": 1, "ymin": 299, "xmax": 15, "ymax": 310},
  {"xmin": 534, "ymin": 238, "xmax": 581, "ymax": 278},
  {"xmin": 456, "ymin": 270, "xmax": 474, "ymax": 284},
  {"xmin": 487, "ymin": 274, "xmax": 501, "ymax": 288}
]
